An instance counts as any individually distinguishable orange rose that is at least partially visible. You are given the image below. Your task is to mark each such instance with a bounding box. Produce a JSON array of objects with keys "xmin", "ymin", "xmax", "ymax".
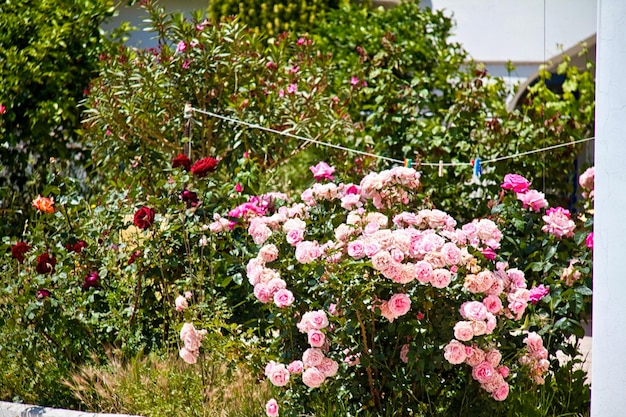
[{"xmin": 32, "ymin": 195, "xmax": 55, "ymax": 213}]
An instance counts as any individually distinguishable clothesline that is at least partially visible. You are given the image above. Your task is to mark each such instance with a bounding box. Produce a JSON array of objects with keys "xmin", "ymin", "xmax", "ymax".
[{"xmin": 187, "ymin": 105, "xmax": 595, "ymax": 169}]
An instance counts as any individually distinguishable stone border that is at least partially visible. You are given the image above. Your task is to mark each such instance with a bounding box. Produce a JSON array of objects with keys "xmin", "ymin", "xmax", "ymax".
[{"xmin": 0, "ymin": 402, "xmax": 142, "ymax": 417}]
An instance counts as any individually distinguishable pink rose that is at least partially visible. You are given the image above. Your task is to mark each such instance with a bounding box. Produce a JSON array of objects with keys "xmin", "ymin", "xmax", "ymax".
[
  {"xmin": 465, "ymin": 345, "xmax": 486, "ymax": 367},
  {"xmin": 482, "ymin": 295, "xmax": 503, "ymax": 314},
  {"xmin": 497, "ymin": 365, "xmax": 509, "ymax": 378},
  {"xmin": 542, "ymin": 207, "xmax": 575, "ymax": 239},
  {"xmin": 287, "ymin": 360, "xmax": 304, "ymax": 374},
  {"xmin": 179, "ymin": 347, "xmax": 198, "ymax": 364},
  {"xmin": 308, "ymin": 310, "xmax": 329, "ymax": 330},
  {"xmin": 265, "ymin": 398, "xmax": 279, "ymax": 417},
  {"xmin": 492, "ymin": 382, "xmax": 509, "ymax": 401},
  {"xmin": 347, "ymin": 240, "xmax": 366, "ymax": 259},
  {"xmin": 302, "ymin": 367, "xmax": 326, "ymax": 388},
  {"xmin": 388, "ymin": 293, "xmax": 411, "ymax": 317},
  {"xmin": 286, "ymin": 228, "xmax": 304, "ymax": 246},
  {"xmin": 180, "ymin": 323, "xmax": 204, "ymax": 352},
  {"xmin": 516, "ymin": 189, "xmax": 548, "ymax": 212},
  {"xmin": 441, "ymin": 242, "xmax": 461, "ymax": 265},
  {"xmin": 578, "ymin": 167, "xmax": 594, "ymax": 190},
  {"xmin": 586, "ymin": 232, "xmax": 594, "ymax": 249},
  {"xmin": 501, "ymin": 173, "xmax": 531, "ymax": 193},
  {"xmin": 310, "ymin": 162, "xmax": 335, "ymax": 181},
  {"xmin": 528, "ymin": 284, "xmax": 550, "ymax": 305},
  {"xmin": 259, "ymin": 244, "xmax": 279, "ymax": 262},
  {"xmin": 307, "ymin": 329, "xmax": 326, "ymax": 348},
  {"xmin": 485, "ymin": 350, "xmax": 502, "ymax": 367},
  {"xmin": 274, "ymin": 289, "xmax": 295, "ymax": 308},
  {"xmin": 254, "ymin": 283, "xmax": 273, "ymax": 303},
  {"xmin": 302, "ymin": 348, "xmax": 325, "ymax": 368},
  {"xmin": 400, "ymin": 344, "xmax": 410, "ymax": 364},
  {"xmin": 431, "ymin": 268, "xmax": 452, "ymax": 288},
  {"xmin": 453, "ymin": 321, "xmax": 474, "ymax": 341},
  {"xmin": 481, "ymin": 247, "xmax": 496, "ymax": 260},
  {"xmin": 472, "ymin": 361, "xmax": 496, "ymax": 384},
  {"xmin": 175, "ymin": 295, "xmax": 188, "ymax": 311},
  {"xmin": 460, "ymin": 301, "xmax": 488, "ymax": 321},
  {"xmin": 267, "ymin": 363, "xmax": 290, "ymax": 387},
  {"xmin": 415, "ymin": 261, "xmax": 433, "ymax": 284},
  {"xmin": 443, "ymin": 340, "xmax": 467, "ymax": 364},
  {"xmin": 295, "ymin": 241, "xmax": 322, "ymax": 263},
  {"xmin": 317, "ymin": 358, "xmax": 339, "ymax": 377}
]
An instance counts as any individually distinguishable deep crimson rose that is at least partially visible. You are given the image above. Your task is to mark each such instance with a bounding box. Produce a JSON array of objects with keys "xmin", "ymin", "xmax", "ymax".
[
  {"xmin": 36, "ymin": 289, "xmax": 51, "ymax": 299},
  {"xmin": 190, "ymin": 157, "xmax": 218, "ymax": 177},
  {"xmin": 128, "ymin": 250, "xmax": 142, "ymax": 265},
  {"xmin": 65, "ymin": 240, "xmax": 88, "ymax": 253},
  {"xmin": 83, "ymin": 271, "xmax": 100, "ymax": 290},
  {"xmin": 133, "ymin": 206, "xmax": 155, "ymax": 229},
  {"xmin": 11, "ymin": 242, "xmax": 30, "ymax": 263},
  {"xmin": 36, "ymin": 253, "xmax": 57, "ymax": 274},
  {"xmin": 181, "ymin": 189, "xmax": 200, "ymax": 207},
  {"xmin": 172, "ymin": 154, "xmax": 192, "ymax": 171}
]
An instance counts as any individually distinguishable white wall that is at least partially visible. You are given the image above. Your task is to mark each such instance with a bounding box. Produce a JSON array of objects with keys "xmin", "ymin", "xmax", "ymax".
[{"xmin": 427, "ymin": 0, "xmax": 597, "ymax": 65}]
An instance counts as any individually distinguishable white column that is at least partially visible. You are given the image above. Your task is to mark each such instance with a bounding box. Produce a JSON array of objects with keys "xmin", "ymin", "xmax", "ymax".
[{"xmin": 591, "ymin": 1, "xmax": 626, "ymax": 416}]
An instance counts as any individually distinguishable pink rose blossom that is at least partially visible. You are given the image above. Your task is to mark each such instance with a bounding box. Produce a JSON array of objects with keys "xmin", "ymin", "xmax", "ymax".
[
  {"xmin": 492, "ymin": 382, "xmax": 509, "ymax": 401},
  {"xmin": 302, "ymin": 367, "xmax": 326, "ymax": 388},
  {"xmin": 482, "ymin": 247, "xmax": 497, "ymax": 260},
  {"xmin": 453, "ymin": 321, "xmax": 474, "ymax": 341},
  {"xmin": 497, "ymin": 366, "xmax": 509, "ymax": 378},
  {"xmin": 286, "ymin": 228, "xmax": 305, "ymax": 245},
  {"xmin": 259, "ymin": 244, "xmax": 279, "ymax": 262},
  {"xmin": 542, "ymin": 207, "xmax": 575, "ymax": 239},
  {"xmin": 317, "ymin": 357, "xmax": 339, "ymax": 377},
  {"xmin": 465, "ymin": 345, "xmax": 486, "ymax": 367},
  {"xmin": 267, "ymin": 363, "xmax": 290, "ymax": 386},
  {"xmin": 579, "ymin": 167, "xmax": 594, "ymax": 190},
  {"xmin": 482, "ymin": 295, "xmax": 503, "ymax": 314},
  {"xmin": 175, "ymin": 295, "xmax": 188, "ymax": 311},
  {"xmin": 307, "ymin": 329, "xmax": 326, "ymax": 347},
  {"xmin": 179, "ymin": 347, "xmax": 198, "ymax": 364},
  {"xmin": 586, "ymin": 232, "xmax": 594, "ymax": 249},
  {"xmin": 415, "ymin": 261, "xmax": 433, "ymax": 284},
  {"xmin": 302, "ymin": 349, "xmax": 325, "ymax": 368},
  {"xmin": 485, "ymin": 350, "xmax": 502, "ymax": 367},
  {"xmin": 254, "ymin": 283, "xmax": 273, "ymax": 303},
  {"xmin": 472, "ymin": 361, "xmax": 496, "ymax": 384},
  {"xmin": 265, "ymin": 398, "xmax": 279, "ymax": 417},
  {"xmin": 501, "ymin": 173, "xmax": 531, "ymax": 193},
  {"xmin": 347, "ymin": 240, "xmax": 366, "ymax": 259},
  {"xmin": 310, "ymin": 162, "xmax": 336, "ymax": 181},
  {"xmin": 388, "ymin": 293, "xmax": 411, "ymax": 317},
  {"xmin": 460, "ymin": 301, "xmax": 488, "ymax": 321},
  {"xmin": 180, "ymin": 323, "xmax": 206, "ymax": 352},
  {"xmin": 274, "ymin": 289, "xmax": 294, "ymax": 308},
  {"xmin": 528, "ymin": 284, "xmax": 550, "ymax": 304},
  {"xmin": 443, "ymin": 340, "xmax": 467, "ymax": 364},
  {"xmin": 431, "ymin": 268, "xmax": 452, "ymax": 288},
  {"xmin": 308, "ymin": 310, "xmax": 329, "ymax": 329},
  {"xmin": 287, "ymin": 360, "xmax": 304, "ymax": 374},
  {"xmin": 516, "ymin": 189, "xmax": 548, "ymax": 212},
  {"xmin": 295, "ymin": 241, "xmax": 322, "ymax": 263},
  {"xmin": 400, "ymin": 344, "xmax": 410, "ymax": 363},
  {"xmin": 184, "ymin": 291, "xmax": 193, "ymax": 299}
]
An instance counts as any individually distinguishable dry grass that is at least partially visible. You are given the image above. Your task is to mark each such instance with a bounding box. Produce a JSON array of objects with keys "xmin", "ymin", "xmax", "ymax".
[{"xmin": 64, "ymin": 350, "xmax": 271, "ymax": 417}]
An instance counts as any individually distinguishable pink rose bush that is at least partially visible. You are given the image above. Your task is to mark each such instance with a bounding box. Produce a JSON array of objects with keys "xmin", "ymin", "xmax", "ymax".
[{"xmin": 204, "ymin": 166, "xmax": 584, "ymax": 415}]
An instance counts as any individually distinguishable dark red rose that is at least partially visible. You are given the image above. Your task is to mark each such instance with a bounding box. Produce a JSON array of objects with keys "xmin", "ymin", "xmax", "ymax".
[
  {"xmin": 133, "ymin": 206, "xmax": 155, "ymax": 229},
  {"xmin": 83, "ymin": 271, "xmax": 100, "ymax": 290},
  {"xmin": 11, "ymin": 242, "xmax": 30, "ymax": 263},
  {"xmin": 181, "ymin": 189, "xmax": 200, "ymax": 207},
  {"xmin": 128, "ymin": 250, "xmax": 143, "ymax": 265},
  {"xmin": 36, "ymin": 253, "xmax": 57, "ymax": 274},
  {"xmin": 36, "ymin": 289, "xmax": 51, "ymax": 299},
  {"xmin": 65, "ymin": 240, "xmax": 88, "ymax": 253},
  {"xmin": 172, "ymin": 153, "xmax": 192, "ymax": 171},
  {"xmin": 190, "ymin": 157, "xmax": 218, "ymax": 177}
]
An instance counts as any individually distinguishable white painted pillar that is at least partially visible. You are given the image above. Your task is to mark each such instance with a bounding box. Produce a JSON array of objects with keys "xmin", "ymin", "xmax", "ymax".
[{"xmin": 591, "ymin": 1, "xmax": 626, "ymax": 416}]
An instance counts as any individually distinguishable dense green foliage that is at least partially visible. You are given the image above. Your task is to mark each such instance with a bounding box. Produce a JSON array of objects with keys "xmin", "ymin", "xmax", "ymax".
[
  {"xmin": 0, "ymin": 0, "xmax": 121, "ymax": 235},
  {"xmin": 209, "ymin": 0, "xmax": 341, "ymax": 36}
]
